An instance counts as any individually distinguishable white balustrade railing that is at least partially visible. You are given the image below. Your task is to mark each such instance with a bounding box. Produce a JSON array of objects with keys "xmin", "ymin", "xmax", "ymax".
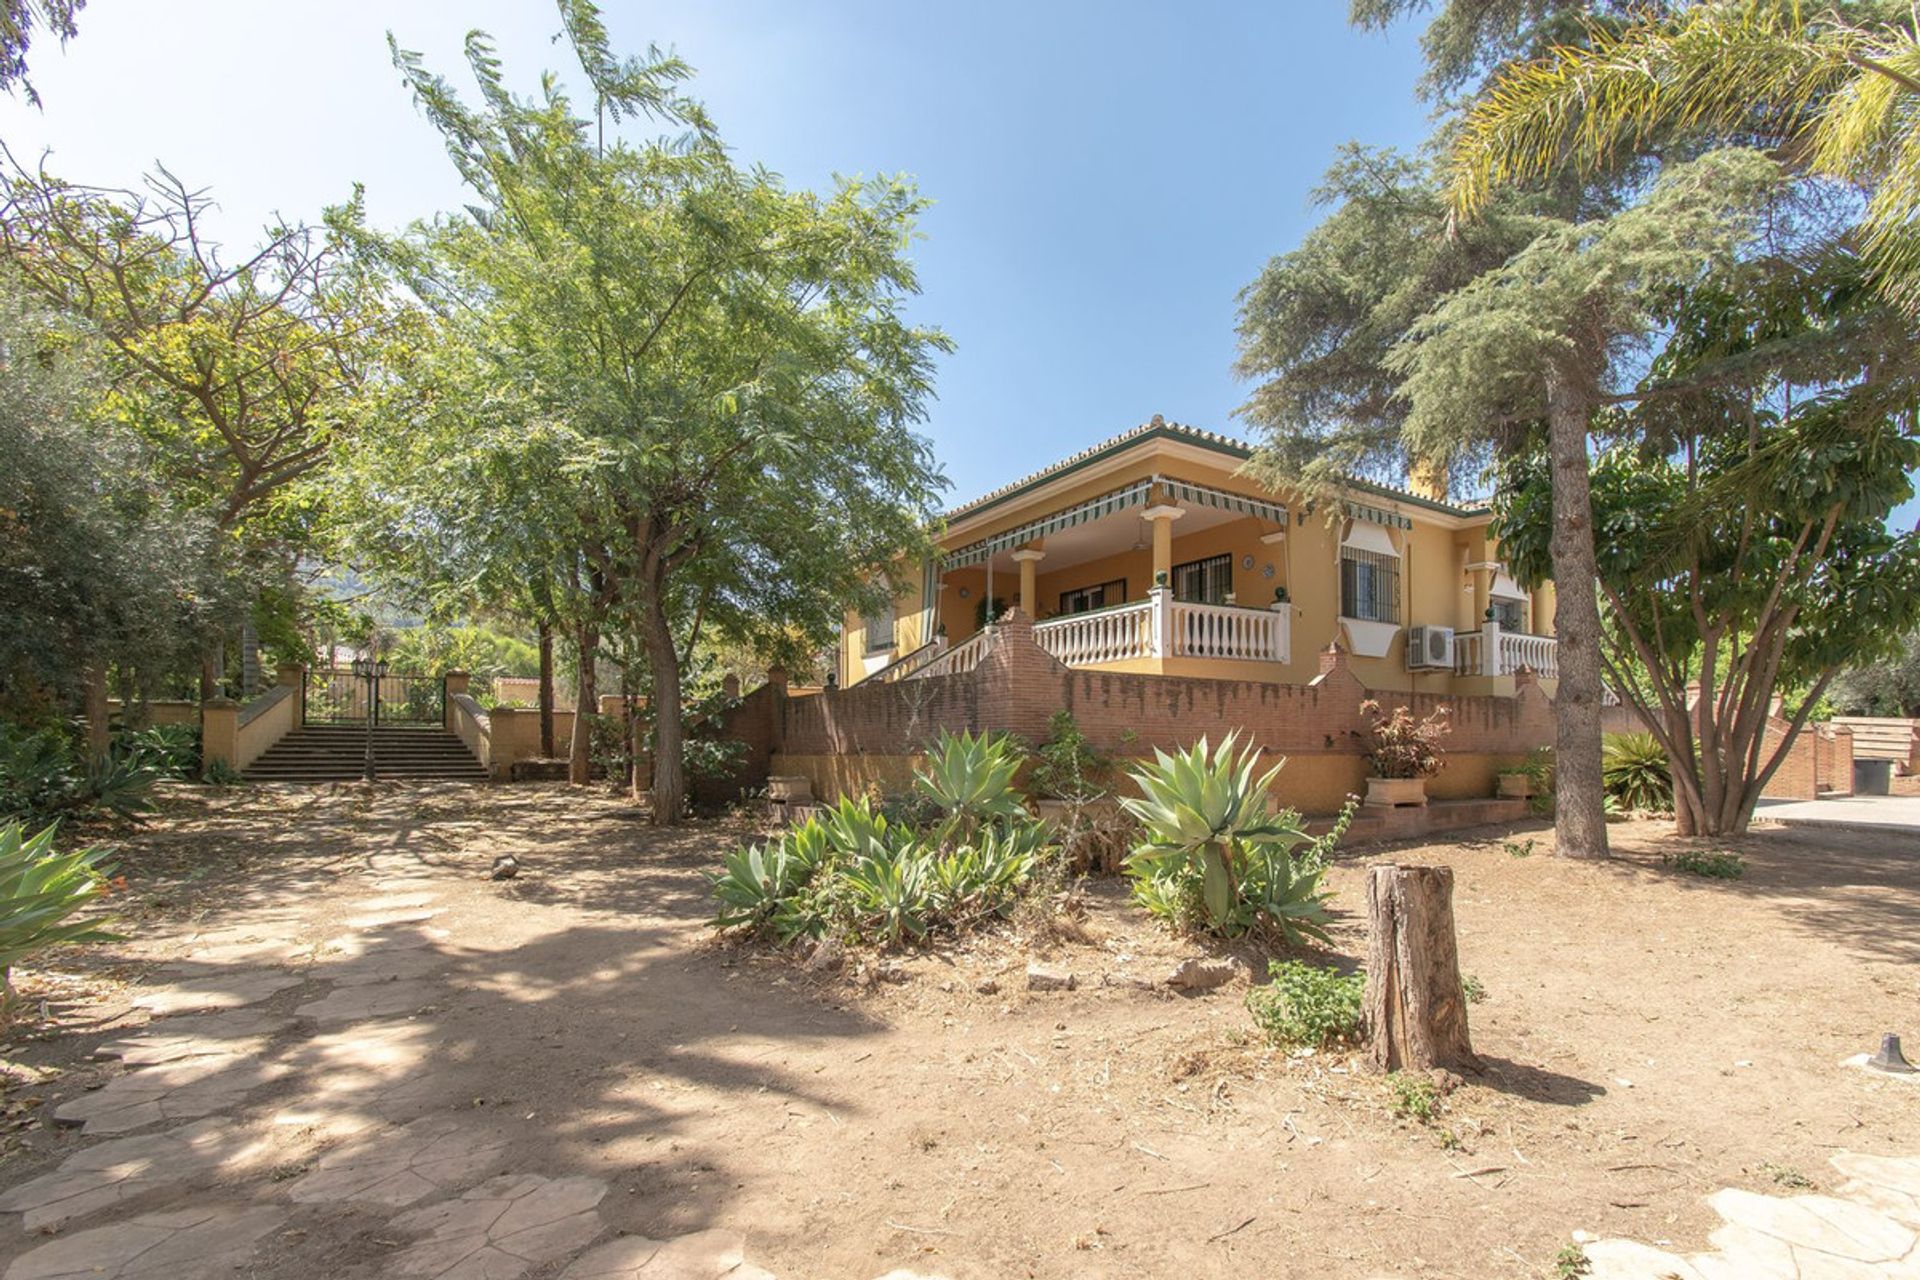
[
  {"xmin": 916, "ymin": 628, "xmax": 994, "ymax": 679},
  {"xmin": 1500, "ymin": 629, "xmax": 1559, "ymax": 679},
  {"xmin": 1452, "ymin": 622, "xmax": 1558, "ymax": 679},
  {"xmin": 1168, "ymin": 599, "xmax": 1290, "ymax": 663},
  {"xmin": 1452, "ymin": 629, "xmax": 1484, "ymax": 677},
  {"xmin": 1034, "ymin": 599, "xmax": 1156, "ymax": 665},
  {"xmin": 1031, "ymin": 592, "xmax": 1291, "ymax": 668}
]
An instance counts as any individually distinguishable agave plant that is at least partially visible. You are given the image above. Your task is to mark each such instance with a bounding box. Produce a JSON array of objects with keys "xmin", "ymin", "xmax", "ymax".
[
  {"xmin": 1122, "ymin": 735, "xmax": 1293, "ymax": 929},
  {"xmin": 842, "ymin": 846, "xmax": 935, "ymax": 946},
  {"xmin": 914, "ymin": 729, "xmax": 1028, "ymax": 838},
  {"xmin": 710, "ymin": 835, "xmax": 822, "ymax": 933},
  {"xmin": 817, "ymin": 795, "xmax": 895, "ymax": 862},
  {"xmin": 1122, "ymin": 735, "xmax": 1333, "ymax": 940},
  {"xmin": 0, "ymin": 823, "xmax": 121, "ymax": 1005}
]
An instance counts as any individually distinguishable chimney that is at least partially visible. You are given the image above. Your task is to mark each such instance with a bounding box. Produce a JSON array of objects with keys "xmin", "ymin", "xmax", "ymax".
[{"xmin": 1408, "ymin": 456, "xmax": 1449, "ymax": 503}]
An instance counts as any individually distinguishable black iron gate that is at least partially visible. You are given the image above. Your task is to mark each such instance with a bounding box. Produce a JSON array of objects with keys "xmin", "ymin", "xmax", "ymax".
[{"xmin": 303, "ymin": 668, "xmax": 445, "ymax": 727}]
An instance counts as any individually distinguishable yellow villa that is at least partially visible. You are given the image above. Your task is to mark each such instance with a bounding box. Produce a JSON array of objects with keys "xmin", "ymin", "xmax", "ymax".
[{"xmin": 839, "ymin": 417, "xmax": 1559, "ymax": 698}]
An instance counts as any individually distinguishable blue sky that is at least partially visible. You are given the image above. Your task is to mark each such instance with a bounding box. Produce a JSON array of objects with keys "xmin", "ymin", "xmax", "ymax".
[{"xmin": 5, "ymin": 1, "xmax": 1915, "ymax": 528}]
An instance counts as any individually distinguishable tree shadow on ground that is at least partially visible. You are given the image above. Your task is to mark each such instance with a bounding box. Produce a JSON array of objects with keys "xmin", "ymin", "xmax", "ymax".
[
  {"xmin": 1469, "ymin": 1053, "xmax": 1607, "ymax": 1106},
  {"xmin": 1, "ymin": 783, "xmax": 891, "ymax": 1277},
  {"xmin": 1582, "ymin": 821, "xmax": 1920, "ymax": 967}
]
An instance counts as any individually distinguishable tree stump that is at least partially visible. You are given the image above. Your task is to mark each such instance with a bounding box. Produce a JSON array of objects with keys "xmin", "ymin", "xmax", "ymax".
[{"xmin": 1363, "ymin": 863, "xmax": 1477, "ymax": 1073}]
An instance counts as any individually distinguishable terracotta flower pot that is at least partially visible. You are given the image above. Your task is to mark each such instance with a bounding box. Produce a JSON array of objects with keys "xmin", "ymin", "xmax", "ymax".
[{"xmin": 1364, "ymin": 776, "xmax": 1428, "ymax": 808}]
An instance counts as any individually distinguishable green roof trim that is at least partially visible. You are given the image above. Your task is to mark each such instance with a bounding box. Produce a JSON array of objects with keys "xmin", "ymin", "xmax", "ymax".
[{"xmin": 943, "ymin": 419, "xmax": 1487, "ymax": 526}]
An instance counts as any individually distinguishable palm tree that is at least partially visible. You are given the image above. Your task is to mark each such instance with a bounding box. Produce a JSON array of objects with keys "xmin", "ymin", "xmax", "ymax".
[{"xmin": 1445, "ymin": 2, "xmax": 1920, "ymax": 309}]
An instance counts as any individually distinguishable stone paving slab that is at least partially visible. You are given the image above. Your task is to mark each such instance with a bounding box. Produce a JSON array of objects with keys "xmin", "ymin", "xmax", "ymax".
[
  {"xmin": 296, "ymin": 978, "xmax": 441, "ymax": 1023},
  {"xmin": 0, "ymin": 1118, "xmax": 266, "ymax": 1231},
  {"xmin": 53, "ymin": 1052, "xmax": 291, "ymax": 1135},
  {"xmin": 280, "ymin": 1021, "xmax": 453, "ymax": 1125},
  {"xmin": 347, "ymin": 908, "xmax": 443, "ymax": 929},
  {"xmin": 129, "ymin": 970, "xmax": 300, "ymax": 1016},
  {"xmin": 558, "ymin": 1231, "xmax": 950, "ymax": 1280},
  {"xmin": 2, "ymin": 1203, "xmax": 286, "ymax": 1280},
  {"xmin": 310, "ymin": 938, "xmax": 450, "ymax": 987},
  {"xmin": 286, "ymin": 1115, "xmax": 508, "ymax": 1209},
  {"xmin": 386, "ymin": 1173, "xmax": 608, "ymax": 1279},
  {"xmin": 94, "ymin": 1012, "xmax": 292, "ymax": 1065},
  {"xmin": 1581, "ymin": 1152, "xmax": 1920, "ymax": 1279}
]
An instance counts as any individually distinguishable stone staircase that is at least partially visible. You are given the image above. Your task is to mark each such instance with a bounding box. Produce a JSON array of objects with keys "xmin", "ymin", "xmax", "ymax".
[{"xmin": 244, "ymin": 725, "xmax": 488, "ymax": 784}]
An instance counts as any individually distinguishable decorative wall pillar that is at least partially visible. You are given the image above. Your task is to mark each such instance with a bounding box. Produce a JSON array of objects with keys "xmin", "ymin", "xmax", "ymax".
[
  {"xmin": 201, "ymin": 697, "xmax": 238, "ymax": 773},
  {"xmin": 1011, "ymin": 547, "xmax": 1046, "ymax": 620},
  {"xmin": 278, "ymin": 663, "xmax": 306, "ymax": 727}
]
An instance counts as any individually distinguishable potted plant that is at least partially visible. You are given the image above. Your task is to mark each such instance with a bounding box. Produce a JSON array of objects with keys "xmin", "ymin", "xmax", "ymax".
[{"xmin": 1357, "ymin": 699, "xmax": 1450, "ymax": 807}]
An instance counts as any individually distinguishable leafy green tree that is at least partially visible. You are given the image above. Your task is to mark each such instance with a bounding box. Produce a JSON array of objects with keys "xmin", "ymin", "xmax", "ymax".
[
  {"xmin": 1832, "ymin": 627, "xmax": 1920, "ymax": 715},
  {"xmin": 1499, "ymin": 406, "xmax": 1919, "ymax": 833},
  {"xmin": 1348, "ymin": 0, "xmax": 1649, "ymax": 102},
  {"xmin": 0, "ymin": 283, "xmax": 228, "ymax": 727},
  {"xmin": 0, "ymin": 0, "xmax": 81, "ymax": 104},
  {"xmin": 1445, "ymin": 2, "xmax": 1920, "ymax": 311},
  {"xmin": 1393, "ymin": 148, "xmax": 1789, "ymax": 854},
  {"xmin": 377, "ymin": 2, "xmax": 946, "ymax": 821},
  {"xmin": 0, "ymin": 156, "xmax": 401, "ymax": 695}
]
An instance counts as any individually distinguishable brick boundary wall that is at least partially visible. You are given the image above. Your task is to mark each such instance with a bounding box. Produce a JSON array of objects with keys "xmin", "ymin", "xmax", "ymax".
[
  {"xmin": 707, "ymin": 616, "xmax": 1855, "ymax": 814},
  {"xmin": 713, "ymin": 612, "xmax": 1650, "ymax": 813}
]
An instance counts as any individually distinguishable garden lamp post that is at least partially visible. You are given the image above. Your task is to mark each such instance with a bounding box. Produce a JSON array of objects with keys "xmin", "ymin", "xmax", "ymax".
[{"xmin": 350, "ymin": 651, "xmax": 389, "ymax": 781}]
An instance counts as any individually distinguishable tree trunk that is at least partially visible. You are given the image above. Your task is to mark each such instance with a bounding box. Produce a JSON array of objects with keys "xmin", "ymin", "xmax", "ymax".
[
  {"xmin": 84, "ymin": 661, "xmax": 111, "ymax": 764},
  {"xmin": 1363, "ymin": 864, "xmax": 1477, "ymax": 1074},
  {"xmin": 1543, "ymin": 372, "xmax": 1611, "ymax": 859},
  {"xmin": 537, "ymin": 621, "xmax": 555, "ymax": 759},
  {"xmin": 641, "ymin": 585, "xmax": 684, "ymax": 825},
  {"xmin": 198, "ymin": 642, "xmax": 221, "ymax": 704},
  {"xmin": 569, "ymin": 623, "xmax": 598, "ymax": 785}
]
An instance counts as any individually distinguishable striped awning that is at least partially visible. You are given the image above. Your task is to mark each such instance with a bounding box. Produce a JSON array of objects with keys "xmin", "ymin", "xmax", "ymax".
[
  {"xmin": 1344, "ymin": 499, "xmax": 1413, "ymax": 530},
  {"xmin": 1162, "ymin": 478, "xmax": 1288, "ymax": 525},
  {"xmin": 942, "ymin": 475, "xmax": 1292, "ymax": 569},
  {"xmin": 942, "ymin": 480, "xmax": 1156, "ymax": 569}
]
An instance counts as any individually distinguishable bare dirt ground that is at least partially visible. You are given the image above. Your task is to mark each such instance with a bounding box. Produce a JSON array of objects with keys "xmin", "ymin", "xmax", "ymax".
[{"xmin": 0, "ymin": 782, "xmax": 1915, "ymax": 1279}]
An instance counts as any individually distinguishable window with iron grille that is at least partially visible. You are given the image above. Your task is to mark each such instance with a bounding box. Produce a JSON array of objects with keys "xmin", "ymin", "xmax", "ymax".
[
  {"xmin": 1340, "ymin": 548, "xmax": 1400, "ymax": 623},
  {"xmin": 1491, "ymin": 597, "xmax": 1526, "ymax": 632},
  {"xmin": 1172, "ymin": 554, "xmax": 1232, "ymax": 605},
  {"xmin": 1059, "ymin": 579, "xmax": 1126, "ymax": 615},
  {"xmin": 864, "ymin": 600, "xmax": 895, "ymax": 652}
]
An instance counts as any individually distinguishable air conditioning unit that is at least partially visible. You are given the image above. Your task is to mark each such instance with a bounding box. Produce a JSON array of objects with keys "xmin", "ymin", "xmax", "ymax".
[{"xmin": 1407, "ymin": 625, "xmax": 1455, "ymax": 670}]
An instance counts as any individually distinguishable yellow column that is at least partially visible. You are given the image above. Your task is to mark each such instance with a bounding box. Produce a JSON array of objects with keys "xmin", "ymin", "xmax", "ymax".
[
  {"xmin": 1143, "ymin": 503, "xmax": 1185, "ymax": 588},
  {"xmin": 1533, "ymin": 579, "xmax": 1558, "ymax": 636},
  {"xmin": 1011, "ymin": 548, "xmax": 1045, "ymax": 618},
  {"xmin": 1470, "ymin": 565, "xmax": 1493, "ymax": 626}
]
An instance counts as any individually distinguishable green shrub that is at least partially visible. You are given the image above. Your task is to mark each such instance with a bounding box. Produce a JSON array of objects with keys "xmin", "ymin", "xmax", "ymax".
[
  {"xmin": 1247, "ymin": 960, "xmax": 1364, "ymax": 1049},
  {"xmin": 1503, "ymin": 837, "xmax": 1535, "ymax": 859},
  {"xmin": 1602, "ymin": 732, "xmax": 1673, "ymax": 812},
  {"xmin": 1517, "ymin": 747, "xmax": 1555, "ymax": 816},
  {"xmin": 709, "ymin": 739, "xmax": 1053, "ymax": 950},
  {"xmin": 1462, "ymin": 973, "xmax": 1486, "ymax": 1003},
  {"xmin": 0, "ymin": 724, "xmax": 159, "ymax": 826},
  {"xmin": 0, "ymin": 822, "xmax": 121, "ymax": 1000},
  {"xmin": 1029, "ymin": 711, "xmax": 1115, "ymax": 802},
  {"xmin": 1666, "ymin": 849, "xmax": 1745, "ymax": 880},
  {"xmin": 1388, "ymin": 1072, "xmax": 1440, "ymax": 1121},
  {"xmin": 1553, "ymin": 1243, "xmax": 1590, "ymax": 1279},
  {"xmin": 1122, "ymin": 735, "xmax": 1338, "ymax": 944},
  {"xmin": 117, "ymin": 724, "xmax": 199, "ymax": 779}
]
